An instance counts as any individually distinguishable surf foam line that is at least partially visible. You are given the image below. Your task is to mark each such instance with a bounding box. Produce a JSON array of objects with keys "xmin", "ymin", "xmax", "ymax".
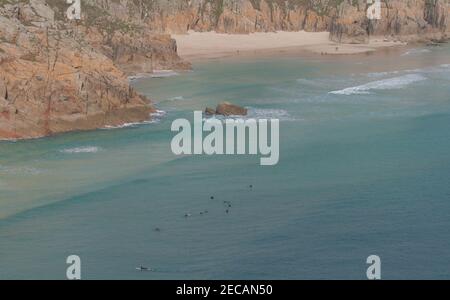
[
  {"xmin": 329, "ymin": 74, "xmax": 427, "ymax": 95},
  {"xmin": 102, "ymin": 110, "xmax": 167, "ymax": 129},
  {"xmin": 59, "ymin": 146, "xmax": 101, "ymax": 154}
]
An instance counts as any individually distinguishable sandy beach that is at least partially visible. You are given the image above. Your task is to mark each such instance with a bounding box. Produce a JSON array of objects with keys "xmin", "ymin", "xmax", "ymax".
[{"xmin": 173, "ymin": 31, "xmax": 406, "ymax": 60}]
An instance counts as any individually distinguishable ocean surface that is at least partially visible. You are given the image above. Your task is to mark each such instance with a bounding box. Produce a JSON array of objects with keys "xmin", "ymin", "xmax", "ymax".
[{"xmin": 1, "ymin": 45, "xmax": 450, "ymax": 279}]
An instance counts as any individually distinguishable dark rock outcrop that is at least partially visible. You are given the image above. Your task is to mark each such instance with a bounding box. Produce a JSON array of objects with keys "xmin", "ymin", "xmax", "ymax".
[
  {"xmin": 205, "ymin": 107, "xmax": 216, "ymax": 115},
  {"xmin": 215, "ymin": 102, "xmax": 247, "ymax": 116},
  {"xmin": 0, "ymin": 0, "xmax": 190, "ymax": 139}
]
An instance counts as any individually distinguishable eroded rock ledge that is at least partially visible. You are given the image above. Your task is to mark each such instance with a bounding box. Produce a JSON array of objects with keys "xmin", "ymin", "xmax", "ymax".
[
  {"xmin": 0, "ymin": 0, "xmax": 190, "ymax": 139},
  {"xmin": 206, "ymin": 102, "xmax": 248, "ymax": 116}
]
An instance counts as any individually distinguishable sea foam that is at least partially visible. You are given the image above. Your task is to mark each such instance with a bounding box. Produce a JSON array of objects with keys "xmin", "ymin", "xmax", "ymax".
[
  {"xmin": 151, "ymin": 109, "xmax": 167, "ymax": 119},
  {"xmin": 167, "ymin": 96, "xmax": 186, "ymax": 101},
  {"xmin": 0, "ymin": 165, "xmax": 44, "ymax": 175},
  {"xmin": 128, "ymin": 70, "xmax": 179, "ymax": 81},
  {"xmin": 150, "ymin": 70, "xmax": 179, "ymax": 78},
  {"xmin": 401, "ymin": 48, "xmax": 431, "ymax": 56},
  {"xmin": 247, "ymin": 108, "xmax": 293, "ymax": 120},
  {"xmin": 329, "ymin": 74, "xmax": 427, "ymax": 95},
  {"xmin": 204, "ymin": 108, "xmax": 297, "ymax": 122},
  {"xmin": 60, "ymin": 146, "xmax": 101, "ymax": 154},
  {"xmin": 103, "ymin": 110, "xmax": 167, "ymax": 129}
]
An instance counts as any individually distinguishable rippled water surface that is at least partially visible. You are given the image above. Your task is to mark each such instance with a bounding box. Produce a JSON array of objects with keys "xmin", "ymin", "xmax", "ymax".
[{"xmin": 1, "ymin": 45, "xmax": 450, "ymax": 279}]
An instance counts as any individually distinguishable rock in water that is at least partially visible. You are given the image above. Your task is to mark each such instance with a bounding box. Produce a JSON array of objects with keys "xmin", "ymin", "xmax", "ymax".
[
  {"xmin": 215, "ymin": 102, "xmax": 247, "ymax": 116},
  {"xmin": 205, "ymin": 107, "xmax": 216, "ymax": 115}
]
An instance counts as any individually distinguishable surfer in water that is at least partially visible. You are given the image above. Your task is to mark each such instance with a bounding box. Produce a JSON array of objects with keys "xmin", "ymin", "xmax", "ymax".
[{"xmin": 136, "ymin": 266, "xmax": 152, "ymax": 271}]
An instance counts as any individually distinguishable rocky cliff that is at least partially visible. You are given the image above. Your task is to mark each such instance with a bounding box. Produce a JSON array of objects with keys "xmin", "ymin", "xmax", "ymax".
[
  {"xmin": 1, "ymin": 0, "xmax": 449, "ymax": 139},
  {"xmin": 87, "ymin": 0, "xmax": 449, "ymax": 42},
  {"xmin": 86, "ymin": 0, "xmax": 335, "ymax": 33},
  {"xmin": 330, "ymin": 0, "xmax": 450, "ymax": 43},
  {"xmin": 0, "ymin": 0, "xmax": 189, "ymax": 139}
]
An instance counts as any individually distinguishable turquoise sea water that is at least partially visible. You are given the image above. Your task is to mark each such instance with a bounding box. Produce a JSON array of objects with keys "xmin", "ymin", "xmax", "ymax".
[{"xmin": 1, "ymin": 45, "xmax": 450, "ymax": 279}]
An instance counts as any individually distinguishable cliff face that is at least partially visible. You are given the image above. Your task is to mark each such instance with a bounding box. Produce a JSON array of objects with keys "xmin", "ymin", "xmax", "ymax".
[
  {"xmin": 86, "ymin": 0, "xmax": 335, "ymax": 33},
  {"xmin": 1, "ymin": 0, "xmax": 449, "ymax": 139},
  {"xmin": 330, "ymin": 0, "xmax": 450, "ymax": 43},
  {"xmin": 0, "ymin": 0, "xmax": 189, "ymax": 139},
  {"xmin": 87, "ymin": 0, "xmax": 449, "ymax": 43}
]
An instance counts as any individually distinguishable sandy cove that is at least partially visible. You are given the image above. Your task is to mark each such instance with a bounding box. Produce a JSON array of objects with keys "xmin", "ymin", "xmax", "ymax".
[{"xmin": 173, "ymin": 31, "xmax": 406, "ymax": 60}]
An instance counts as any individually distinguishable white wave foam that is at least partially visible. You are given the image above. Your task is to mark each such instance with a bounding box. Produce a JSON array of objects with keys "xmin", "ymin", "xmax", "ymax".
[
  {"xmin": 167, "ymin": 96, "xmax": 185, "ymax": 101},
  {"xmin": 0, "ymin": 165, "xmax": 44, "ymax": 175},
  {"xmin": 365, "ymin": 63, "xmax": 450, "ymax": 78},
  {"xmin": 366, "ymin": 70, "xmax": 401, "ymax": 78},
  {"xmin": 401, "ymin": 48, "xmax": 431, "ymax": 56},
  {"xmin": 247, "ymin": 108, "xmax": 291, "ymax": 120},
  {"xmin": 128, "ymin": 73, "xmax": 152, "ymax": 81},
  {"xmin": 103, "ymin": 122, "xmax": 144, "ymax": 129},
  {"xmin": 204, "ymin": 108, "xmax": 296, "ymax": 122},
  {"xmin": 128, "ymin": 70, "xmax": 179, "ymax": 81},
  {"xmin": 103, "ymin": 110, "xmax": 167, "ymax": 129},
  {"xmin": 150, "ymin": 70, "xmax": 179, "ymax": 78},
  {"xmin": 151, "ymin": 109, "xmax": 167, "ymax": 118},
  {"xmin": 329, "ymin": 74, "xmax": 427, "ymax": 95},
  {"xmin": 60, "ymin": 146, "xmax": 101, "ymax": 154},
  {"xmin": 0, "ymin": 138, "xmax": 18, "ymax": 142}
]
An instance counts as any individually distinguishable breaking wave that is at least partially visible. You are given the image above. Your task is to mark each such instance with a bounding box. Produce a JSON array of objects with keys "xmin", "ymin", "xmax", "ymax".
[
  {"xmin": 151, "ymin": 110, "xmax": 167, "ymax": 118},
  {"xmin": 204, "ymin": 108, "xmax": 297, "ymax": 122},
  {"xmin": 128, "ymin": 70, "xmax": 179, "ymax": 81},
  {"xmin": 149, "ymin": 70, "xmax": 179, "ymax": 78},
  {"xmin": 60, "ymin": 146, "xmax": 102, "ymax": 154},
  {"xmin": 329, "ymin": 74, "xmax": 427, "ymax": 95},
  {"xmin": 401, "ymin": 48, "xmax": 431, "ymax": 56},
  {"xmin": 0, "ymin": 165, "xmax": 44, "ymax": 175},
  {"xmin": 247, "ymin": 108, "xmax": 292, "ymax": 120},
  {"xmin": 167, "ymin": 96, "xmax": 186, "ymax": 101},
  {"xmin": 366, "ymin": 70, "xmax": 402, "ymax": 78},
  {"xmin": 103, "ymin": 110, "xmax": 167, "ymax": 129}
]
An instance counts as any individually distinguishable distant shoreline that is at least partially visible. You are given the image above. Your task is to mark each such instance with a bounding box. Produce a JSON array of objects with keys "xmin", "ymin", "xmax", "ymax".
[{"xmin": 172, "ymin": 31, "xmax": 407, "ymax": 61}]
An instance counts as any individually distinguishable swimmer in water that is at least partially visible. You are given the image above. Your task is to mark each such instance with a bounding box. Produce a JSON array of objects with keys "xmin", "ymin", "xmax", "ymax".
[{"xmin": 136, "ymin": 266, "xmax": 151, "ymax": 271}]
